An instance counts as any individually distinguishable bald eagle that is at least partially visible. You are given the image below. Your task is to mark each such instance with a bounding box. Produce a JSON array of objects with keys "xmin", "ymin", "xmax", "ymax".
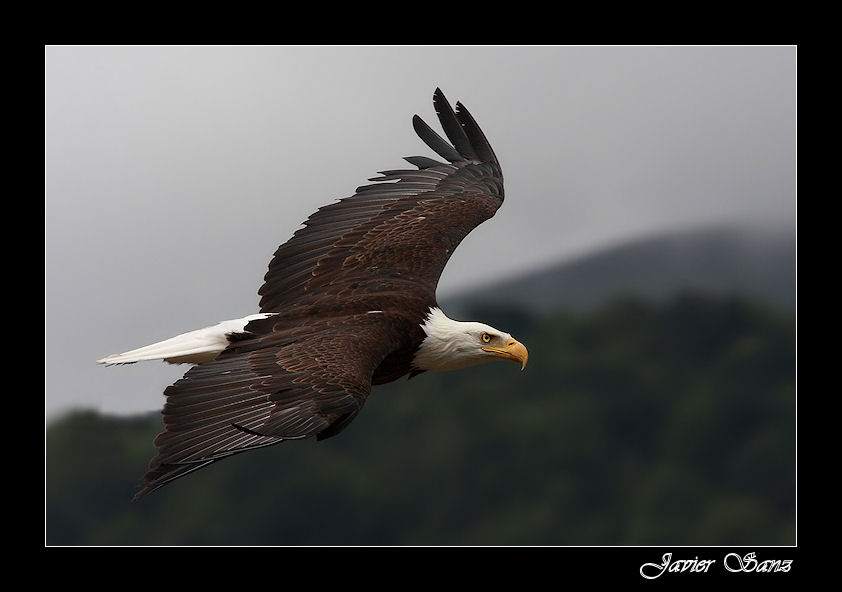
[{"xmin": 98, "ymin": 88, "xmax": 528, "ymax": 499}]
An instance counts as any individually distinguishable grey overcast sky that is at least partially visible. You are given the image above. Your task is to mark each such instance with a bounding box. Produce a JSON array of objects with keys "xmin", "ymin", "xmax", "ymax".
[{"xmin": 45, "ymin": 45, "xmax": 796, "ymax": 420}]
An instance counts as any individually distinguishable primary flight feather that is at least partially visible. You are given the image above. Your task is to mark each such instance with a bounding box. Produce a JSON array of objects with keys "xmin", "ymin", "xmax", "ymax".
[{"xmin": 98, "ymin": 88, "xmax": 528, "ymax": 500}]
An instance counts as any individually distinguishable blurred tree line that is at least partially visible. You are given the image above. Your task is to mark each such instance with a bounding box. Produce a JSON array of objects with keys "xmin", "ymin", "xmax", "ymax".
[{"xmin": 46, "ymin": 292, "xmax": 795, "ymax": 545}]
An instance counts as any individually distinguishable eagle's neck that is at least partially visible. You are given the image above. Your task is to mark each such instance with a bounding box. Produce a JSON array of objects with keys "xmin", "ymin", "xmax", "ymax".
[{"xmin": 412, "ymin": 307, "xmax": 484, "ymax": 372}]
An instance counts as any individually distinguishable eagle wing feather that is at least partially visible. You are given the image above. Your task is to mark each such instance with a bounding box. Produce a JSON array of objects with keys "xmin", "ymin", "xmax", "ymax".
[
  {"xmin": 258, "ymin": 88, "xmax": 504, "ymax": 312},
  {"xmin": 135, "ymin": 314, "xmax": 401, "ymax": 499}
]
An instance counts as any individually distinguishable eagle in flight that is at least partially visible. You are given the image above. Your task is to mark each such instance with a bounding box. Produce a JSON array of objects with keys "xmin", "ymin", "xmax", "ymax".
[{"xmin": 98, "ymin": 88, "xmax": 528, "ymax": 499}]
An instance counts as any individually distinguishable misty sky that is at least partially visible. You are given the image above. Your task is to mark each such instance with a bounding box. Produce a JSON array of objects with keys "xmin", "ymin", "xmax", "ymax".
[{"xmin": 45, "ymin": 45, "xmax": 796, "ymax": 419}]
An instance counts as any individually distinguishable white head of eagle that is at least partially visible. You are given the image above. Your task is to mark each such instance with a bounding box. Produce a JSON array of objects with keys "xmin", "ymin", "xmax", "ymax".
[{"xmin": 412, "ymin": 307, "xmax": 528, "ymax": 372}]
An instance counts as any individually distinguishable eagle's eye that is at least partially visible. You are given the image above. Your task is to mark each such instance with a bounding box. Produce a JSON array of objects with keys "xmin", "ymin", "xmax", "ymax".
[{"xmin": 481, "ymin": 332, "xmax": 493, "ymax": 343}]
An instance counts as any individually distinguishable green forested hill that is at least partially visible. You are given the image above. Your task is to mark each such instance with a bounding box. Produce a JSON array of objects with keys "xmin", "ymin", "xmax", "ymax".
[{"xmin": 46, "ymin": 294, "xmax": 795, "ymax": 546}]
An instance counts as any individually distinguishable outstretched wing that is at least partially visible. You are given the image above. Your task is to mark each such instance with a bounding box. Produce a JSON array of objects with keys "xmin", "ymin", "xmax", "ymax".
[
  {"xmin": 258, "ymin": 88, "xmax": 504, "ymax": 313},
  {"xmin": 135, "ymin": 314, "xmax": 401, "ymax": 499}
]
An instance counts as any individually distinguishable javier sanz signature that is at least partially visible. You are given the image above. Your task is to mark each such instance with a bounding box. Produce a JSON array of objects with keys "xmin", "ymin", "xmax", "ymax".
[{"xmin": 639, "ymin": 552, "xmax": 793, "ymax": 579}]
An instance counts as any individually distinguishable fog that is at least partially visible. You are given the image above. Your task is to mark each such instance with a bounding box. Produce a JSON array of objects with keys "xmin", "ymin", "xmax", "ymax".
[{"xmin": 45, "ymin": 45, "xmax": 796, "ymax": 419}]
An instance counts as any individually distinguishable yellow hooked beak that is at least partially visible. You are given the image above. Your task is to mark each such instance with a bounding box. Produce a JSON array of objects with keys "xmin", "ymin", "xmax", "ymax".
[{"xmin": 482, "ymin": 339, "xmax": 529, "ymax": 370}]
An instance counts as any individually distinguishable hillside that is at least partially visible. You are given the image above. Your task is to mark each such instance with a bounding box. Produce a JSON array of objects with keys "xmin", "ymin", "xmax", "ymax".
[
  {"xmin": 46, "ymin": 293, "xmax": 795, "ymax": 546},
  {"xmin": 444, "ymin": 225, "xmax": 795, "ymax": 316}
]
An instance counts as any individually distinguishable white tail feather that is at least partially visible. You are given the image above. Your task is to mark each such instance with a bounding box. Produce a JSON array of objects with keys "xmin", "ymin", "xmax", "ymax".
[{"xmin": 97, "ymin": 313, "xmax": 274, "ymax": 366}]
